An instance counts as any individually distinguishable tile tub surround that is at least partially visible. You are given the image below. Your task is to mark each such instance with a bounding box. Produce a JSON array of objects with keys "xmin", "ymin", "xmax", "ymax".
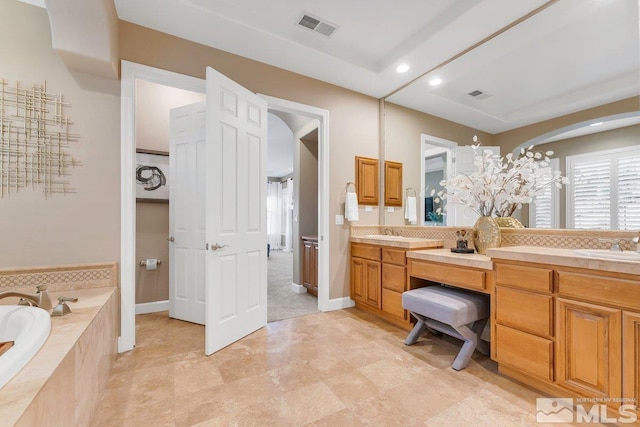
[
  {"xmin": 351, "ymin": 225, "xmax": 640, "ymax": 251},
  {"xmin": 0, "ymin": 262, "xmax": 118, "ymax": 293},
  {"xmin": 0, "ymin": 287, "xmax": 119, "ymax": 427}
]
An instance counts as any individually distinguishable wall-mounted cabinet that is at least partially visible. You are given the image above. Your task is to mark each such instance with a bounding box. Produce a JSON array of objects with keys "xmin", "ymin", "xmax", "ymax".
[
  {"xmin": 355, "ymin": 156, "xmax": 379, "ymax": 205},
  {"xmin": 384, "ymin": 161, "xmax": 403, "ymax": 207}
]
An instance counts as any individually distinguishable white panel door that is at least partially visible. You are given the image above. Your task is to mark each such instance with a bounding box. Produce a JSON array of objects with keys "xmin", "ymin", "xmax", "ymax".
[
  {"xmin": 449, "ymin": 145, "xmax": 500, "ymax": 226},
  {"xmin": 169, "ymin": 103, "xmax": 207, "ymax": 325},
  {"xmin": 205, "ymin": 67, "xmax": 267, "ymax": 355}
]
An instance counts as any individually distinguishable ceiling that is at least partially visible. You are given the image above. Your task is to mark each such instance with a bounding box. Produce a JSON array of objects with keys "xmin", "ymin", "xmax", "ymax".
[
  {"xmin": 113, "ymin": 0, "xmax": 639, "ymax": 133},
  {"xmin": 25, "ymin": 0, "xmax": 640, "ymax": 134}
]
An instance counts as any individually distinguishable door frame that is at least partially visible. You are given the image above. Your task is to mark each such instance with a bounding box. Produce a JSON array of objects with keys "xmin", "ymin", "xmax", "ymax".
[
  {"xmin": 260, "ymin": 95, "xmax": 330, "ymax": 312},
  {"xmin": 420, "ymin": 134, "xmax": 457, "ymax": 227},
  {"xmin": 120, "ymin": 61, "xmax": 331, "ymax": 353}
]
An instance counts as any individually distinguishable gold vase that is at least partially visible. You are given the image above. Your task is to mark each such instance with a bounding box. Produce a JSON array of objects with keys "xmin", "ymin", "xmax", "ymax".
[
  {"xmin": 495, "ymin": 217, "xmax": 524, "ymax": 228},
  {"xmin": 473, "ymin": 216, "xmax": 501, "ymax": 254}
]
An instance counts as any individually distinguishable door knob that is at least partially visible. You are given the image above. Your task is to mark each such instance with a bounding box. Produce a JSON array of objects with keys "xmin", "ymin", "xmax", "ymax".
[
  {"xmin": 210, "ymin": 243, "xmax": 228, "ymax": 251},
  {"xmin": 167, "ymin": 236, "xmax": 175, "ymax": 242}
]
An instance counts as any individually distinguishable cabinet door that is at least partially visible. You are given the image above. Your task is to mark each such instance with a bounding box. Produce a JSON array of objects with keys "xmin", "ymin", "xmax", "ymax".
[
  {"xmin": 311, "ymin": 242, "xmax": 319, "ymax": 295},
  {"xmin": 350, "ymin": 257, "xmax": 366, "ymax": 304},
  {"xmin": 365, "ymin": 260, "xmax": 381, "ymax": 309},
  {"xmin": 384, "ymin": 160, "xmax": 403, "ymax": 207},
  {"xmin": 302, "ymin": 241, "xmax": 315, "ymax": 289},
  {"xmin": 623, "ymin": 312, "xmax": 640, "ymax": 408},
  {"xmin": 557, "ymin": 298, "xmax": 622, "ymax": 398},
  {"xmin": 355, "ymin": 156, "xmax": 379, "ymax": 205}
]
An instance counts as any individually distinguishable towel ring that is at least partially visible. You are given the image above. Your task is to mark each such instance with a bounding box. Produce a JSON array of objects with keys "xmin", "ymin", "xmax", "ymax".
[
  {"xmin": 346, "ymin": 181, "xmax": 356, "ymax": 192},
  {"xmin": 405, "ymin": 187, "xmax": 417, "ymax": 197}
]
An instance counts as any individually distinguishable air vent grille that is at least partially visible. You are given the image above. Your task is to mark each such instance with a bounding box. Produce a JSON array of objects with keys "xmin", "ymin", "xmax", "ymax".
[
  {"xmin": 468, "ymin": 89, "xmax": 491, "ymax": 100},
  {"xmin": 297, "ymin": 13, "xmax": 338, "ymax": 38}
]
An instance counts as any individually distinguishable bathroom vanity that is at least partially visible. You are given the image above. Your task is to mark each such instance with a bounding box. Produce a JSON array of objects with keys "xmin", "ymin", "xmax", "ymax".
[
  {"xmin": 349, "ymin": 231, "xmax": 639, "ymax": 417},
  {"xmin": 349, "ymin": 235, "xmax": 443, "ymax": 329}
]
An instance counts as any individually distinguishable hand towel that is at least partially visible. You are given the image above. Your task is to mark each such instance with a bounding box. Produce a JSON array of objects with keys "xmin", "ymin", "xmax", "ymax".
[
  {"xmin": 345, "ymin": 191, "xmax": 359, "ymax": 222},
  {"xmin": 406, "ymin": 196, "xmax": 417, "ymax": 224}
]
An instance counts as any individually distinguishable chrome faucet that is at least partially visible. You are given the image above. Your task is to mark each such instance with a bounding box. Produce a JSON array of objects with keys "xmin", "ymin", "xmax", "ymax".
[
  {"xmin": 0, "ymin": 285, "xmax": 52, "ymax": 310},
  {"xmin": 633, "ymin": 233, "xmax": 640, "ymax": 253},
  {"xmin": 383, "ymin": 228, "xmax": 400, "ymax": 236},
  {"xmin": 599, "ymin": 238, "xmax": 622, "ymax": 252}
]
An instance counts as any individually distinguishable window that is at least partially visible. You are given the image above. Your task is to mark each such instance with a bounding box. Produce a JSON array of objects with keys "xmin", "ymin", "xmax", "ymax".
[
  {"xmin": 566, "ymin": 146, "xmax": 640, "ymax": 229},
  {"xmin": 529, "ymin": 158, "xmax": 560, "ymax": 228}
]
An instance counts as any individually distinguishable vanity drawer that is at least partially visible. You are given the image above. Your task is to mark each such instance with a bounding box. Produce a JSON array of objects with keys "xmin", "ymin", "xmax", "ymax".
[
  {"xmin": 557, "ymin": 270, "xmax": 640, "ymax": 311},
  {"xmin": 496, "ymin": 286, "xmax": 554, "ymax": 338},
  {"xmin": 495, "ymin": 263, "xmax": 553, "ymax": 293},
  {"xmin": 410, "ymin": 259, "xmax": 486, "ymax": 291},
  {"xmin": 496, "ymin": 324, "xmax": 554, "ymax": 382},
  {"xmin": 382, "ymin": 248, "xmax": 406, "ymax": 266},
  {"xmin": 381, "ymin": 288, "xmax": 405, "ymax": 319},
  {"xmin": 382, "ymin": 263, "xmax": 405, "ymax": 292},
  {"xmin": 351, "ymin": 244, "xmax": 381, "ymax": 261}
]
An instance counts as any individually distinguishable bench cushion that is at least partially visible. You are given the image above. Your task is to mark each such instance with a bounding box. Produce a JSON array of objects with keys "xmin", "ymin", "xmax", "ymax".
[{"xmin": 402, "ymin": 286, "xmax": 489, "ymax": 327}]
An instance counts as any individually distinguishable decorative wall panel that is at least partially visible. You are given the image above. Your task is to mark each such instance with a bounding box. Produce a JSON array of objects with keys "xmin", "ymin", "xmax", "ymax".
[{"xmin": 0, "ymin": 79, "xmax": 80, "ymax": 197}]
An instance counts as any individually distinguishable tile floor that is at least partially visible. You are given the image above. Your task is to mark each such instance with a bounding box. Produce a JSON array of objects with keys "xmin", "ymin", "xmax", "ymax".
[{"xmin": 92, "ymin": 309, "xmax": 585, "ymax": 426}]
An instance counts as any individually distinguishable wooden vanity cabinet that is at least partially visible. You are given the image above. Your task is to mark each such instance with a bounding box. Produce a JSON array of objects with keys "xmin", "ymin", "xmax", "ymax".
[
  {"xmin": 302, "ymin": 236, "xmax": 319, "ymax": 296},
  {"xmin": 350, "ymin": 244, "xmax": 381, "ymax": 309},
  {"xmin": 494, "ymin": 262, "xmax": 555, "ymax": 382},
  {"xmin": 351, "ymin": 243, "xmax": 417, "ymax": 329},
  {"xmin": 493, "ymin": 259, "xmax": 640, "ymax": 415},
  {"xmin": 623, "ymin": 312, "xmax": 640, "ymax": 409}
]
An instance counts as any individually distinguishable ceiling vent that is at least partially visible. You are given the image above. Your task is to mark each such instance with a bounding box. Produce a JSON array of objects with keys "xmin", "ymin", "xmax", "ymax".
[
  {"xmin": 468, "ymin": 89, "xmax": 491, "ymax": 100},
  {"xmin": 297, "ymin": 13, "xmax": 338, "ymax": 38}
]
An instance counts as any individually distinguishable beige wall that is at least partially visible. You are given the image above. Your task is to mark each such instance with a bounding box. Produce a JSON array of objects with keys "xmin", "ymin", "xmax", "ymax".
[
  {"xmin": 493, "ymin": 97, "xmax": 640, "ymax": 153},
  {"xmin": 0, "ymin": 2, "xmax": 120, "ymax": 268},
  {"xmin": 135, "ymin": 202, "xmax": 170, "ymax": 303},
  {"xmin": 135, "ymin": 79, "xmax": 205, "ymax": 153},
  {"xmin": 383, "ymin": 102, "xmax": 494, "ymax": 225},
  {"xmin": 120, "ymin": 21, "xmax": 380, "ymax": 299}
]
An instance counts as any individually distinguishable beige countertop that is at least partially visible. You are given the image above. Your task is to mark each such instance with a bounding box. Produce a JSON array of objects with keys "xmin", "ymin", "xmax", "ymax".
[
  {"xmin": 0, "ymin": 287, "xmax": 117, "ymax": 426},
  {"xmin": 350, "ymin": 235, "xmax": 443, "ymax": 249},
  {"xmin": 486, "ymin": 246, "xmax": 640, "ymax": 276},
  {"xmin": 407, "ymin": 248, "xmax": 493, "ymax": 270}
]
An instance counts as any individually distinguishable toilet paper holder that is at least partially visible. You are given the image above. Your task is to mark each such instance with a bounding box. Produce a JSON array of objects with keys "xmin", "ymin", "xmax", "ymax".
[{"xmin": 139, "ymin": 260, "xmax": 162, "ymax": 267}]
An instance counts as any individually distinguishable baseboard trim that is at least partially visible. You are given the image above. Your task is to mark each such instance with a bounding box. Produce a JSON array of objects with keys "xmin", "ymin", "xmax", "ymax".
[
  {"xmin": 322, "ymin": 296, "xmax": 355, "ymax": 312},
  {"xmin": 135, "ymin": 300, "xmax": 169, "ymax": 315},
  {"xmin": 290, "ymin": 282, "xmax": 307, "ymax": 294}
]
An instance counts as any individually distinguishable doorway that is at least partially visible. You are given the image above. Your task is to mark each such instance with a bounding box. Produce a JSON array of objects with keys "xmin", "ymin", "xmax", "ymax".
[
  {"xmin": 120, "ymin": 62, "xmax": 330, "ymax": 353},
  {"xmin": 266, "ymin": 112, "xmax": 319, "ymax": 322}
]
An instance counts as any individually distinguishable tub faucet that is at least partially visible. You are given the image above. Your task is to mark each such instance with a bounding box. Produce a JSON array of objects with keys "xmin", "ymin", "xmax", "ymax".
[{"xmin": 0, "ymin": 285, "xmax": 52, "ymax": 310}]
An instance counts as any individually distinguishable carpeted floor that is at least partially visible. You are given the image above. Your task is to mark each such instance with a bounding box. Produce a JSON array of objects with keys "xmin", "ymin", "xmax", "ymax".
[{"xmin": 268, "ymin": 249, "xmax": 319, "ymax": 322}]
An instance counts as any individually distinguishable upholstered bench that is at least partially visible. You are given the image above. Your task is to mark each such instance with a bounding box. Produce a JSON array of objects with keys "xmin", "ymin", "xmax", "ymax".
[{"xmin": 402, "ymin": 286, "xmax": 490, "ymax": 370}]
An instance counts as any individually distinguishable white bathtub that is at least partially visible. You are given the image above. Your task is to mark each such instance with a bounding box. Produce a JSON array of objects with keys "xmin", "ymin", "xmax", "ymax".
[{"xmin": 0, "ymin": 305, "xmax": 51, "ymax": 389}]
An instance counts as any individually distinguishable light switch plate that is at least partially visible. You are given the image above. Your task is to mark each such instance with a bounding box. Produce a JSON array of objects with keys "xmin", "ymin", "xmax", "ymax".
[
  {"xmin": 335, "ymin": 214, "xmax": 344, "ymax": 225},
  {"xmin": 387, "ymin": 207, "xmax": 394, "ymax": 212},
  {"xmin": 365, "ymin": 206, "xmax": 373, "ymax": 212}
]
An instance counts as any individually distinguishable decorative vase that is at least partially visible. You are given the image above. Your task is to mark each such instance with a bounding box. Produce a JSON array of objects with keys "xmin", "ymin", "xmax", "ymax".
[
  {"xmin": 473, "ymin": 216, "xmax": 501, "ymax": 254},
  {"xmin": 495, "ymin": 217, "xmax": 524, "ymax": 228}
]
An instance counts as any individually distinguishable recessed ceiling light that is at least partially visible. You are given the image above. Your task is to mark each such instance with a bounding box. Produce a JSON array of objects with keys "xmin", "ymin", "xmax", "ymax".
[
  {"xmin": 396, "ymin": 64, "xmax": 410, "ymax": 73},
  {"xmin": 429, "ymin": 78, "xmax": 442, "ymax": 86},
  {"xmin": 590, "ymin": 122, "xmax": 604, "ymax": 126}
]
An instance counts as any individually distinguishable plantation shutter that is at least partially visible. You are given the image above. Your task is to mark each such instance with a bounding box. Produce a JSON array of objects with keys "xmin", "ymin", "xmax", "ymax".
[
  {"xmin": 567, "ymin": 146, "xmax": 640, "ymax": 230},
  {"xmin": 529, "ymin": 158, "xmax": 559, "ymax": 228}
]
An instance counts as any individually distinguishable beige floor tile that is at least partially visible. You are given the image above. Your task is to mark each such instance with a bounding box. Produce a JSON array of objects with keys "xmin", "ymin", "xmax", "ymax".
[{"xmin": 92, "ymin": 309, "xmax": 554, "ymax": 427}]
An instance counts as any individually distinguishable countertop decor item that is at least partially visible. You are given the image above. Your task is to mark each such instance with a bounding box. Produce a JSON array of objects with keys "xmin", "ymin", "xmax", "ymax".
[
  {"xmin": 473, "ymin": 216, "xmax": 501, "ymax": 254},
  {"xmin": 495, "ymin": 217, "xmax": 524, "ymax": 228},
  {"xmin": 434, "ymin": 136, "xmax": 569, "ymax": 219}
]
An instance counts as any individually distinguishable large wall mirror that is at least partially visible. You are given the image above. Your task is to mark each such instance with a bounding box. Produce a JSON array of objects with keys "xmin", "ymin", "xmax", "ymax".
[{"xmin": 382, "ymin": 0, "xmax": 639, "ymax": 229}]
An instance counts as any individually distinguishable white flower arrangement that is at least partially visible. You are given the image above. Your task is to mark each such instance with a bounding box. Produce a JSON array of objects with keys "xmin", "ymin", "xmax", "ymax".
[{"xmin": 434, "ymin": 136, "xmax": 569, "ymax": 217}]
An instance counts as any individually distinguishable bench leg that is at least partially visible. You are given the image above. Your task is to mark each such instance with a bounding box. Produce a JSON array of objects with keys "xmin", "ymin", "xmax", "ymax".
[
  {"xmin": 404, "ymin": 318, "xmax": 426, "ymax": 346},
  {"xmin": 451, "ymin": 324, "xmax": 478, "ymax": 371},
  {"xmin": 472, "ymin": 317, "xmax": 490, "ymax": 356}
]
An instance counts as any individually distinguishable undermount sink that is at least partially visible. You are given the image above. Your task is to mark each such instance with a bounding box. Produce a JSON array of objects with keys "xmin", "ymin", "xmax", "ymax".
[{"xmin": 574, "ymin": 249, "xmax": 640, "ymax": 261}]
